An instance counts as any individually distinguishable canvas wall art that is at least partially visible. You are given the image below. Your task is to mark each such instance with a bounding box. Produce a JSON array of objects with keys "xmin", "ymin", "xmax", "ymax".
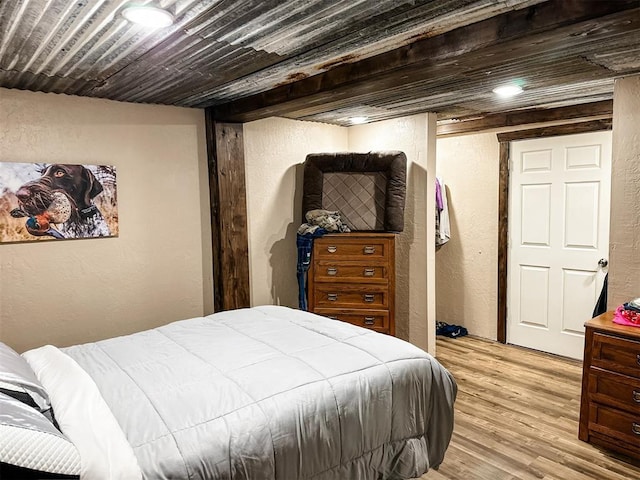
[{"xmin": 0, "ymin": 162, "xmax": 118, "ymax": 243}]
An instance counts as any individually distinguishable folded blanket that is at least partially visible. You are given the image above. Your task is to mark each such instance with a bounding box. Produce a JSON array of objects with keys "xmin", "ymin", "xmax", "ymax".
[
  {"xmin": 614, "ymin": 305, "xmax": 640, "ymax": 327},
  {"xmin": 298, "ymin": 209, "xmax": 350, "ymax": 235}
]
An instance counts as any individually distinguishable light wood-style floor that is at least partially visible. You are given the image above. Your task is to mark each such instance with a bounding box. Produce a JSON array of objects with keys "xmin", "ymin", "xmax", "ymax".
[{"xmin": 419, "ymin": 336, "xmax": 640, "ymax": 480}]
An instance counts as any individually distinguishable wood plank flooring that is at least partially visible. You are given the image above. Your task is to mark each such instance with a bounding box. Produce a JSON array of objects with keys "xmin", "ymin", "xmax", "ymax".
[{"xmin": 419, "ymin": 336, "xmax": 640, "ymax": 480}]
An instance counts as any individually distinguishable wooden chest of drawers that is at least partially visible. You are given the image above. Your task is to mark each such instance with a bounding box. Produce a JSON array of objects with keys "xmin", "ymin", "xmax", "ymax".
[
  {"xmin": 579, "ymin": 311, "xmax": 640, "ymax": 460},
  {"xmin": 308, "ymin": 233, "xmax": 395, "ymax": 335}
]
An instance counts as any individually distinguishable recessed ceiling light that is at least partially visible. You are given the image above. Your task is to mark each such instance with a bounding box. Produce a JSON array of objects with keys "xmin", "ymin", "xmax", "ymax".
[
  {"xmin": 349, "ymin": 116, "xmax": 369, "ymax": 125},
  {"xmin": 492, "ymin": 84, "xmax": 523, "ymax": 98},
  {"xmin": 122, "ymin": 6, "xmax": 174, "ymax": 28}
]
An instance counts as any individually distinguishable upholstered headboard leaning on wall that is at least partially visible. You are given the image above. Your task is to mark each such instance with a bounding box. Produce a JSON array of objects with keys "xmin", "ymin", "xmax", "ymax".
[{"xmin": 302, "ymin": 151, "xmax": 407, "ymax": 232}]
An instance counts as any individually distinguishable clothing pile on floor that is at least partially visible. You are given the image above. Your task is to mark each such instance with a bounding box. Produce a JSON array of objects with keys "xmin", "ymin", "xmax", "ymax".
[
  {"xmin": 613, "ymin": 298, "xmax": 640, "ymax": 327},
  {"xmin": 436, "ymin": 321, "xmax": 468, "ymax": 338}
]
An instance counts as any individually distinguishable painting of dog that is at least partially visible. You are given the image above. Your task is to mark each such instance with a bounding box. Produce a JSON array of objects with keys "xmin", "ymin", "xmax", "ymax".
[{"xmin": 0, "ymin": 162, "xmax": 118, "ymax": 243}]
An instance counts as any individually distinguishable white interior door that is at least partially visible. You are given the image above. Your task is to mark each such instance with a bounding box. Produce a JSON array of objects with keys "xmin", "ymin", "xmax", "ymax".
[{"xmin": 507, "ymin": 131, "xmax": 612, "ymax": 360}]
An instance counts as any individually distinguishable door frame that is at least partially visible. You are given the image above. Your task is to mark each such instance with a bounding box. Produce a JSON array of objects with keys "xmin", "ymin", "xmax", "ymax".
[{"xmin": 496, "ymin": 119, "xmax": 613, "ymax": 343}]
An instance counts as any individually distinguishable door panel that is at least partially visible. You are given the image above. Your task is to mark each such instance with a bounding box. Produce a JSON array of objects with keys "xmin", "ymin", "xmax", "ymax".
[
  {"xmin": 562, "ymin": 268, "xmax": 597, "ymax": 334},
  {"xmin": 522, "ymin": 149, "xmax": 552, "ymax": 172},
  {"xmin": 564, "ymin": 182, "xmax": 599, "ymax": 249},
  {"xmin": 566, "ymin": 144, "xmax": 601, "ymax": 169},
  {"xmin": 508, "ymin": 131, "xmax": 611, "ymax": 359},
  {"xmin": 521, "ymin": 184, "xmax": 551, "ymax": 246},
  {"xmin": 519, "ymin": 265, "xmax": 550, "ymax": 328}
]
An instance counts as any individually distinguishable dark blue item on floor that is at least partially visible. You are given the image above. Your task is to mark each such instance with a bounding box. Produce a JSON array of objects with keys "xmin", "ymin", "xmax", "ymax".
[
  {"xmin": 436, "ymin": 321, "xmax": 468, "ymax": 338},
  {"xmin": 296, "ymin": 229, "xmax": 328, "ymax": 310}
]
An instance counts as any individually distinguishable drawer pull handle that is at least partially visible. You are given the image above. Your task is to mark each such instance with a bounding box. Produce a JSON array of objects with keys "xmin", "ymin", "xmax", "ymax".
[
  {"xmin": 363, "ymin": 268, "xmax": 375, "ymax": 277},
  {"xmin": 363, "ymin": 294, "xmax": 375, "ymax": 303},
  {"xmin": 327, "ymin": 246, "xmax": 337, "ymax": 253},
  {"xmin": 363, "ymin": 246, "xmax": 376, "ymax": 254},
  {"xmin": 364, "ymin": 317, "xmax": 375, "ymax": 326},
  {"xmin": 634, "ymin": 390, "xmax": 640, "ymax": 403},
  {"xmin": 327, "ymin": 293, "xmax": 338, "ymax": 301},
  {"xmin": 327, "ymin": 267, "xmax": 337, "ymax": 276},
  {"xmin": 637, "ymin": 354, "xmax": 640, "ymax": 366},
  {"xmin": 633, "ymin": 423, "xmax": 640, "ymax": 436}
]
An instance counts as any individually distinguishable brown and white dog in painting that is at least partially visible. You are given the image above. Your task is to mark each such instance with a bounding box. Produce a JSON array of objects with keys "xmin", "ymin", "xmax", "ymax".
[{"xmin": 10, "ymin": 164, "xmax": 111, "ymax": 239}]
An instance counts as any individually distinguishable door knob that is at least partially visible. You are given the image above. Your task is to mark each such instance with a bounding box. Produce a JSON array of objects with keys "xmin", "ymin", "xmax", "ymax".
[{"xmin": 598, "ymin": 258, "xmax": 608, "ymax": 268}]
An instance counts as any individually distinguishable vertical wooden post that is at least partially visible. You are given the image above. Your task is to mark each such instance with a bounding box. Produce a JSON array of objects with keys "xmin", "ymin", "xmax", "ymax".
[
  {"xmin": 205, "ymin": 110, "xmax": 250, "ymax": 311},
  {"xmin": 497, "ymin": 140, "xmax": 510, "ymax": 343}
]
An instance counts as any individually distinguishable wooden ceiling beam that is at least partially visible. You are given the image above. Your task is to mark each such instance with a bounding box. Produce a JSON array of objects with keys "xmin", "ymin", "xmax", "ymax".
[
  {"xmin": 211, "ymin": 0, "xmax": 638, "ymax": 122},
  {"xmin": 496, "ymin": 118, "xmax": 612, "ymax": 142},
  {"xmin": 436, "ymin": 100, "xmax": 613, "ymax": 137}
]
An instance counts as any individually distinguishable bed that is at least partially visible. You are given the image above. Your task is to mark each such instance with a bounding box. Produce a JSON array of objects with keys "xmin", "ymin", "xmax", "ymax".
[{"xmin": 1, "ymin": 305, "xmax": 457, "ymax": 480}]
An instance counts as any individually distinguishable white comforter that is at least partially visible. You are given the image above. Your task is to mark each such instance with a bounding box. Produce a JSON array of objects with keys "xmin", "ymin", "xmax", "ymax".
[{"xmin": 24, "ymin": 306, "xmax": 456, "ymax": 480}]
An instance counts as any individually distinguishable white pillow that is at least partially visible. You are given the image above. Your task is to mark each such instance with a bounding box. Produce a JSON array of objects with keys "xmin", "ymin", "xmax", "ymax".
[
  {"xmin": 0, "ymin": 342, "xmax": 51, "ymax": 413},
  {"xmin": 0, "ymin": 392, "xmax": 80, "ymax": 476}
]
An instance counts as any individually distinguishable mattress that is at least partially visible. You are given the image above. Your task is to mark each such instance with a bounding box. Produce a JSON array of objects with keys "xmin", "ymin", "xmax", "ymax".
[{"xmin": 23, "ymin": 305, "xmax": 456, "ymax": 480}]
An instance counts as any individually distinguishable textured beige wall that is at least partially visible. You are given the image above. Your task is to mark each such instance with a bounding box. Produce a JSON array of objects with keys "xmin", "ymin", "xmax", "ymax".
[
  {"xmin": 243, "ymin": 117, "xmax": 348, "ymax": 308},
  {"xmin": 244, "ymin": 115, "xmax": 437, "ymax": 353},
  {"xmin": 0, "ymin": 88, "xmax": 212, "ymax": 352},
  {"xmin": 608, "ymin": 75, "xmax": 640, "ymax": 308},
  {"xmin": 435, "ymin": 133, "xmax": 499, "ymax": 340},
  {"xmin": 349, "ymin": 114, "xmax": 437, "ymax": 353}
]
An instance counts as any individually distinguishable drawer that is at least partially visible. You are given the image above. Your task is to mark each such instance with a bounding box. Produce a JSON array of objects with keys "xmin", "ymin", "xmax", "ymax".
[
  {"xmin": 592, "ymin": 332, "xmax": 640, "ymax": 378},
  {"xmin": 588, "ymin": 403, "xmax": 640, "ymax": 447},
  {"xmin": 313, "ymin": 261, "xmax": 387, "ymax": 283},
  {"xmin": 315, "ymin": 308, "xmax": 389, "ymax": 332},
  {"xmin": 589, "ymin": 367, "xmax": 640, "ymax": 415},
  {"xmin": 314, "ymin": 237, "xmax": 391, "ymax": 260},
  {"xmin": 313, "ymin": 285, "xmax": 388, "ymax": 309},
  {"xmin": 588, "ymin": 431, "xmax": 640, "ymax": 461}
]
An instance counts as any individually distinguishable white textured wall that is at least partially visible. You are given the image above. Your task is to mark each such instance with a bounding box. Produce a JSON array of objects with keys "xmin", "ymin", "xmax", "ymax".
[
  {"xmin": 349, "ymin": 114, "xmax": 437, "ymax": 353},
  {"xmin": 608, "ymin": 75, "xmax": 640, "ymax": 308},
  {"xmin": 0, "ymin": 88, "xmax": 212, "ymax": 352},
  {"xmin": 435, "ymin": 133, "xmax": 499, "ymax": 340},
  {"xmin": 243, "ymin": 117, "xmax": 348, "ymax": 308}
]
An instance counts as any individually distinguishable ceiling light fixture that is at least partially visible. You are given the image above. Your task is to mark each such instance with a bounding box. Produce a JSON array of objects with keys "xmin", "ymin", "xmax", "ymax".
[
  {"xmin": 122, "ymin": 5, "xmax": 174, "ymax": 28},
  {"xmin": 492, "ymin": 84, "xmax": 523, "ymax": 98},
  {"xmin": 349, "ymin": 116, "xmax": 369, "ymax": 125}
]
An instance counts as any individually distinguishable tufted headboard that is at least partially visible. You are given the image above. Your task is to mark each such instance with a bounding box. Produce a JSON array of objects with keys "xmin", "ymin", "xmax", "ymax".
[{"xmin": 302, "ymin": 151, "xmax": 407, "ymax": 232}]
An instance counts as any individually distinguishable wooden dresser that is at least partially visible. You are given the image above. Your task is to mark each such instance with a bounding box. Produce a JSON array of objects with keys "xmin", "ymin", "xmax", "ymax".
[
  {"xmin": 307, "ymin": 232, "xmax": 395, "ymax": 335},
  {"xmin": 579, "ymin": 311, "xmax": 640, "ymax": 460}
]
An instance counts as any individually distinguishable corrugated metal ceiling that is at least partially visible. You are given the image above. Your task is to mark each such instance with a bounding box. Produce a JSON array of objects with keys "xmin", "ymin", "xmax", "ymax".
[{"xmin": 0, "ymin": 0, "xmax": 638, "ymax": 125}]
